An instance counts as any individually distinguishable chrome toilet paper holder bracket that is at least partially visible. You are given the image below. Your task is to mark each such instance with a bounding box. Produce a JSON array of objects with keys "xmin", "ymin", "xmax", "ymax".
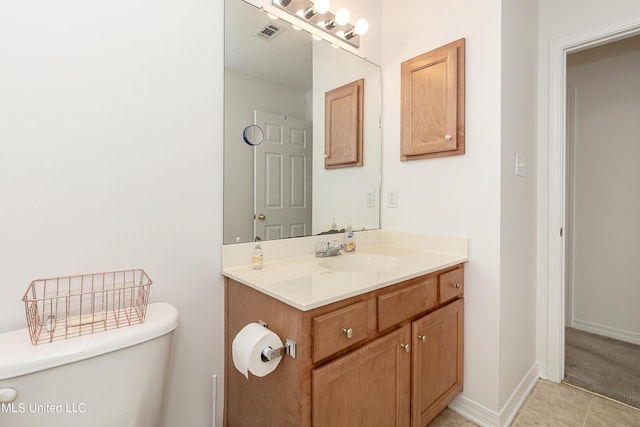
[{"xmin": 258, "ymin": 320, "xmax": 297, "ymax": 361}]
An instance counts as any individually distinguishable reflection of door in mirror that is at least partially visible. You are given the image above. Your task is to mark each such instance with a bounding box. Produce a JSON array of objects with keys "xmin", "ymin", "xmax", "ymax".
[{"xmin": 254, "ymin": 111, "xmax": 312, "ymax": 241}]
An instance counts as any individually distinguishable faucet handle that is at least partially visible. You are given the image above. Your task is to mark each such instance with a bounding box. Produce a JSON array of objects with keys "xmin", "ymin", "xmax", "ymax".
[{"xmin": 315, "ymin": 241, "xmax": 329, "ymax": 255}]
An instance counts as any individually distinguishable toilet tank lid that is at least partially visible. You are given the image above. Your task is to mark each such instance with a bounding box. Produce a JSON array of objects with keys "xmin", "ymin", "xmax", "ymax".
[{"xmin": 0, "ymin": 302, "xmax": 179, "ymax": 380}]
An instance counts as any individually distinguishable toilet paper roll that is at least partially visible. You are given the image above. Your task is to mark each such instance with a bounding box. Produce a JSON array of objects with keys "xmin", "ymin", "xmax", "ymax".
[{"xmin": 232, "ymin": 323, "xmax": 283, "ymax": 379}]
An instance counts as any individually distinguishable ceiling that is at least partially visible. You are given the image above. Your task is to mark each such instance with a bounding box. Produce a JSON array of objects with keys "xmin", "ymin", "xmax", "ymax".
[{"xmin": 225, "ymin": 0, "xmax": 313, "ymax": 92}]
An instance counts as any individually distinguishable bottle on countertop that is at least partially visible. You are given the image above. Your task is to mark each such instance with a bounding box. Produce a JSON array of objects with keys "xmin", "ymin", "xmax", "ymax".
[
  {"xmin": 252, "ymin": 242, "xmax": 264, "ymax": 270},
  {"xmin": 344, "ymin": 223, "xmax": 356, "ymax": 252}
]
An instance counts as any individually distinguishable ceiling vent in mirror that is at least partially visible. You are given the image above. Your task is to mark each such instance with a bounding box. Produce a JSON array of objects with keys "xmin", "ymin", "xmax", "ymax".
[{"xmin": 255, "ymin": 23, "xmax": 284, "ymax": 41}]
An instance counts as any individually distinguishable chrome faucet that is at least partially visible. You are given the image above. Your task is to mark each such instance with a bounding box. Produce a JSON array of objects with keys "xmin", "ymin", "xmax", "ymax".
[{"xmin": 315, "ymin": 240, "xmax": 344, "ymax": 257}]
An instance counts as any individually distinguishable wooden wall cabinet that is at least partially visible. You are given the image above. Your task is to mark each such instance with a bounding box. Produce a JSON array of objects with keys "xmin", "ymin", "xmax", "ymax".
[
  {"xmin": 324, "ymin": 78, "xmax": 364, "ymax": 168},
  {"xmin": 401, "ymin": 38, "xmax": 465, "ymax": 161},
  {"xmin": 224, "ymin": 264, "xmax": 465, "ymax": 427}
]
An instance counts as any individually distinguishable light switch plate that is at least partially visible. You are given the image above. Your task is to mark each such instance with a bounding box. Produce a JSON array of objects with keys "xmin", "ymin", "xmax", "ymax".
[
  {"xmin": 366, "ymin": 190, "xmax": 376, "ymax": 208},
  {"xmin": 388, "ymin": 191, "xmax": 398, "ymax": 208},
  {"xmin": 515, "ymin": 153, "xmax": 527, "ymax": 177}
]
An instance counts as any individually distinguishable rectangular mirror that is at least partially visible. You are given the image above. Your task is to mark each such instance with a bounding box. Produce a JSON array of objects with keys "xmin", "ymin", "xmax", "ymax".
[{"xmin": 224, "ymin": 0, "xmax": 381, "ymax": 244}]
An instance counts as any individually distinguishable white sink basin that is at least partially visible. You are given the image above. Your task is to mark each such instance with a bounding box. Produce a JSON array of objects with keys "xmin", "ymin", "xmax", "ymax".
[{"xmin": 319, "ymin": 254, "xmax": 401, "ymax": 273}]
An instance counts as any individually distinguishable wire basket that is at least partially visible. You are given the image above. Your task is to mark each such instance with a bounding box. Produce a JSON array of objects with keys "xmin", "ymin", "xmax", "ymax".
[{"xmin": 22, "ymin": 269, "xmax": 152, "ymax": 345}]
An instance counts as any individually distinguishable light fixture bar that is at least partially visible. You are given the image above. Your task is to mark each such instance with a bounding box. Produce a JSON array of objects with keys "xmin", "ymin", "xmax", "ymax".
[{"xmin": 271, "ymin": 0, "xmax": 363, "ymax": 48}]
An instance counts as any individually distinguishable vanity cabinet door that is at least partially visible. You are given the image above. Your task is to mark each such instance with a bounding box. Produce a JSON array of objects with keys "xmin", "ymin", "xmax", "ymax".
[
  {"xmin": 312, "ymin": 325, "xmax": 411, "ymax": 427},
  {"xmin": 411, "ymin": 298, "xmax": 464, "ymax": 427}
]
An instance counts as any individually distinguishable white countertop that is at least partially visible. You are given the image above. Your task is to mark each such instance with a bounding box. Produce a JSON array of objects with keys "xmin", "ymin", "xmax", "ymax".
[{"xmin": 221, "ymin": 231, "xmax": 468, "ymax": 311}]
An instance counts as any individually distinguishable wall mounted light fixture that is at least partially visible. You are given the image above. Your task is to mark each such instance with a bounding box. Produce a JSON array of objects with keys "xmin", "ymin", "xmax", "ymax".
[{"xmin": 272, "ymin": 0, "xmax": 369, "ymax": 48}]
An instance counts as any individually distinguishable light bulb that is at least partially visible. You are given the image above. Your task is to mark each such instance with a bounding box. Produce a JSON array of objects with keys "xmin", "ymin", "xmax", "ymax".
[
  {"xmin": 334, "ymin": 8, "xmax": 350, "ymax": 26},
  {"xmin": 353, "ymin": 18, "xmax": 369, "ymax": 35},
  {"xmin": 314, "ymin": 0, "xmax": 330, "ymax": 14},
  {"xmin": 336, "ymin": 30, "xmax": 345, "ymax": 39}
]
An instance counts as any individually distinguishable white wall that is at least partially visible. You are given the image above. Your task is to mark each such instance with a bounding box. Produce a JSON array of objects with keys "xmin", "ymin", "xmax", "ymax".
[
  {"xmin": 381, "ymin": 0, "xmax": 503, "ymax": 414},
  {"xmin": 223, "ymin": 69, "xmax": 310, "ymax": 244},
  {"xmin": 0, "ymin": 1, "xmax": 224, "ymax": 426},
  {"xmin": 536, "ymin": 0, "xmax": 640, "ymax": 371},
  {"xmin": 312, "ymin": 41, "xmax": 381, "ymax": 233},
  {"xmin": 499, "ymin": 0, "xmax": 539, "ymax": 410},
  {"xmin": 566, "ymin": 37, "xmax": 640, "ymax": 343}
]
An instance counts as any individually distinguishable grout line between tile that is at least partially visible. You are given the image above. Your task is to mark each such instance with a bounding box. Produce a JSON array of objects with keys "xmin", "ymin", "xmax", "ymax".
[{"xmin": 582, "ymin": 398, "xmax": 593, "ymax": 427}]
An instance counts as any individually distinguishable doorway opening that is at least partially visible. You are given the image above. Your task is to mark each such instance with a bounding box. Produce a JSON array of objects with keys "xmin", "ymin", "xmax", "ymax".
[
  {"xmin": 562, "ymin": 36, "xmax": 640, "ymax": 408},
  {"xmin": 546, "ymin": 13, "xmax": 640, "ymax": 393}
]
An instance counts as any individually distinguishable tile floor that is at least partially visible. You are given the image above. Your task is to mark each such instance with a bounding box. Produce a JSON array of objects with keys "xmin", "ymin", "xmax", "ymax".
[{"xmin": 428, "ymin": 379, "xmax": 640, "ymax": 426}]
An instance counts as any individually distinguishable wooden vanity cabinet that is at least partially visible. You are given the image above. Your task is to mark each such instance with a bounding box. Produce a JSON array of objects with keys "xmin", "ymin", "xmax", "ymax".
[
  {"xmin": 312, "ymin": 325, "xmax": 411, "ymax": 427},
  {"xmin": 411, "ymin": 298, "xmax": 464, "ymax": 426},
  {"xmin": 224, "ymin": 264, "xmax": 464, "ymax": 427}
]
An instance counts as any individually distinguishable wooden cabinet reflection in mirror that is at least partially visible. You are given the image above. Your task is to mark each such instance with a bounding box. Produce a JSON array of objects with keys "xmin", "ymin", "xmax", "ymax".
[
  {"xmin": 324, "ymin": 78, "xmax": 364, "ymax": 169},
  {"xmin": 401, "ymin": 38, "xmax": 465, "ymax": 161}
]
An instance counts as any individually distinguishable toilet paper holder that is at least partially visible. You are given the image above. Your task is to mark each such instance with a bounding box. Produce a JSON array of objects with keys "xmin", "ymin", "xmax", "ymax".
[{"xmin": 258, "ymin": 320, "xmax": 297, "ymax": 361}]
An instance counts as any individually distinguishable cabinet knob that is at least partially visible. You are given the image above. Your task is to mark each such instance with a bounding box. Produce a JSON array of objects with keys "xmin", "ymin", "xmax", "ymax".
[
  {"xmin": 452, "ymin": 283, "xmax": 461, "ymax": 289},
  {"xmin": 400, "ymin": 343, "xmax": 411, "ymax": 352},
  {"xmin": 444, "ymin": 134, "xmax": 453, "ymax": 141},
  {"xmin": 418, "ymin": 335, "xmax": 428, "ymax": 343},
  {"xmin": 342, "ymin": 327, "xmax": 354, "ymax": 339}
]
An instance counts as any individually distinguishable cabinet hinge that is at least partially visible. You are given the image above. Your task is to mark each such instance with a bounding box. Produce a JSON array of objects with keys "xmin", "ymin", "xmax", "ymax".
[{"xmin": 560, "ymin": 227, "xmax": 563, "ymax": 237}]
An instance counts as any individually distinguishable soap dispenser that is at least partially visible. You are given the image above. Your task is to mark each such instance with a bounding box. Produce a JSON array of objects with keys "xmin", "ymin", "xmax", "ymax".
[
  {"xmin": 344, "ymin": 223, "xmax": 356, "ymax": 252},
  {"xmin": 252, "ymin": 242, "xmax": 264, "ymax": 270}
]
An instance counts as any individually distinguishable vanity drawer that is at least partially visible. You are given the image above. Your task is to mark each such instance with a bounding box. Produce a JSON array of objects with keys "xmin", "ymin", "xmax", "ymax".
[
  {"xmin": 377, "ymin": 277, "xmax": 437, "ymax": 331},
  {"xmin": 313, "ymin": 301, "xmax": 369, "ymax": 362},
  {"xmin": 439, "ymin": 267, "xmax": 464, "ymax": 303}
]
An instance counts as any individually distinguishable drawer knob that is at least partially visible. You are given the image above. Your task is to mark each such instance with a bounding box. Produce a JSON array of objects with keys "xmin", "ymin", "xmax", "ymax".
[
  {"xmin": 342, "ymin": 327, "xmax": 354, "ymax": 339},
  {"xmin": 400, "ymin": 343, "xmax": 411, "ymax": 352},
  {"xmin": 418, "ymin": 335, "xmax": 428, "ymax": 343},
  {"xmin": 445, "ymin": 134, "xmax": 453, "ymax": 141},
  {"xmin": 452, "ymin": 283, "xmax": 461, "ymax": 289}
]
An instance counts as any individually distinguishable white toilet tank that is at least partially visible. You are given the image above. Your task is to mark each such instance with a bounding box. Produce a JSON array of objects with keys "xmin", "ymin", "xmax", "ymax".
[{"xmin": 0, "ymin": 302, "xmax": 179, "ymax": 427}]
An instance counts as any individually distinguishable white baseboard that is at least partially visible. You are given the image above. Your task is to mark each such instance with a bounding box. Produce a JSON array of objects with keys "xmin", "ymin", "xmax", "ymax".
[
  {"xmin": 449, "ymin": 395, "xmax": 500, "ymax": 427},
  {"xmin": 571, "ymin": 319, "xmax": 640, "ymax": 345},
  {"xmin": 498, "ymin": 363, "xmax": 540, "ymax": 426},
  {"xmin": 448, "ymin": 362, "xmax": 542, "ymax": 427}
]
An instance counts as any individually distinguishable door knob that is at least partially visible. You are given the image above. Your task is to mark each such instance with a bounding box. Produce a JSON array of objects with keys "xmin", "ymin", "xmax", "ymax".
[
  {"xmin": 400, "ymin": 343, "xmax": 411, "ymax": 352},
  {"xmin": 255, "ymin": 214, "xmax": 266, "ymax": 221},
  {"xmin": 418, "ymin": 335, "xmax": 428, "ymax": 343}
]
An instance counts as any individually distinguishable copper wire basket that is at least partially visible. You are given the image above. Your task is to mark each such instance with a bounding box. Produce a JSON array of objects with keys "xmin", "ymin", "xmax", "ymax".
[{"xmin": 22, "ymin": 269, "xmax": 152, "ymax": 345}]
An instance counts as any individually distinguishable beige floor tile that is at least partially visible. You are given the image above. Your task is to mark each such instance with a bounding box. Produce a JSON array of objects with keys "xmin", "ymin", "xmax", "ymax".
[
  {"xmin": 427, "ymin": 408, "xmax": 479, "ymax": 426},
  {"xmin": 584, "ymin": 395, "xmax": 640, "ymax": 427},
  {"xmin": 512, "ymin": 408, "xmax": 569, "ymax": 426},
  {"xmin": 536, "ymin": 380, "xmax": 593, "ymax": 410},
  {"xmin": 525, "ymin": 389, "xmax": 589, "ymax": 426}
]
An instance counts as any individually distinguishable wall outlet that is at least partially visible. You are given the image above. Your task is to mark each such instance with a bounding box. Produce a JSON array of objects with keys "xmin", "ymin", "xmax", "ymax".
[
  {"xmin": 366, "ymin": 190, "xmax": 376, "ymax": 208},
  {"xmin": 388, "ymin": 190, "xmax": 398, "ymax": 208}
]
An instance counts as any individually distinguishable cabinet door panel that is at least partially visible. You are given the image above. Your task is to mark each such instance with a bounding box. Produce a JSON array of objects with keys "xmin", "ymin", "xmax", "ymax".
[
  {"xmin": 312, "ymin": 325, "xmax": 411, "ymax": 427},
  {"xmin": 325, "ymin": 79, "xmax": 363, "ymax": 168},
  {"xmin": 412, "ymin": 299, "xmax": 464, "ymax": 427},
  {"xmin": 401, "ymin": 38, "xmax": 465, "ymax": 161}
]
